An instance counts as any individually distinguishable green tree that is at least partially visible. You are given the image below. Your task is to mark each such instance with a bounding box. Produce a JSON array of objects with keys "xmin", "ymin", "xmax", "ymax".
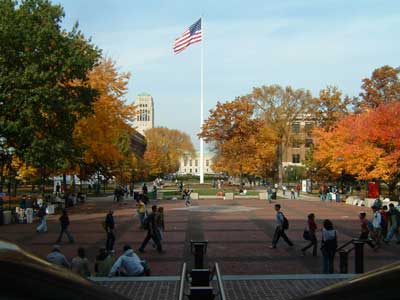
[{"xmin": 0, "ymin": 0, "xmax": 100, "ymax": 186}]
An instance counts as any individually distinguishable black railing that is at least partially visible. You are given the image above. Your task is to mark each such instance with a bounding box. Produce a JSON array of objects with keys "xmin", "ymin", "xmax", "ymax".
[{"xmin": 337, "ymin": 239, "xmax": 365, "ymax": 274}]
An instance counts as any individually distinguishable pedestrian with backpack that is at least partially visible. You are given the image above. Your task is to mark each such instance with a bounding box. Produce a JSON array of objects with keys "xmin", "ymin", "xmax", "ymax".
[
  {"xmin": 384, "ymin": 203, "xmax": 400, "ymax": 244},
  {"xmin": 270, "ymin": 204, "xmax": 293, "ymax": 249},
  {"xmin": 139, "ymin": 205, "xmax": 164, "ymax": 253},
  {"xmin": 321, "ymin": 219, "xmax": 337, "ymax": 274}
]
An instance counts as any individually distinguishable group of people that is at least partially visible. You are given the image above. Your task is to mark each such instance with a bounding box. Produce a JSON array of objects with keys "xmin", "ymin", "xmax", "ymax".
[
  {"xmin": 319, "ymin": 185, "xmax": 341, "ymax": 202},
  {"xmin": 359, "ymin": 203, "xmax": 400, "ymax": 247},
  {"xmin": 269, "ymin": 202, "xmax": 400, "ymax": 274},
  {"xmin": 46, "ymin": 244, "xmax": 150, "ymax": 277},
  {"xmin": 270, "ymin": 204, "xmax": 339, "ymax": 274}
]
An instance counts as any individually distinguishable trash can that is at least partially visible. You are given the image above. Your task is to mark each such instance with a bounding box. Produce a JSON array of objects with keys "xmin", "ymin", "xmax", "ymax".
[
  {"xmin": 3, "ymin": 210, "xmax": 12, "ymax": 225},
  {"xmin": 26, "ymin": 208, "xmax": 33, "ymax": 224}
]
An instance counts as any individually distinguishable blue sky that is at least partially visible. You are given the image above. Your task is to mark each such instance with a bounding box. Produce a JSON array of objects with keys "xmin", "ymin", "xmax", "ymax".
[{"xmin": 56, "ymin": 0, "xmax": 400, "ymax": 146}]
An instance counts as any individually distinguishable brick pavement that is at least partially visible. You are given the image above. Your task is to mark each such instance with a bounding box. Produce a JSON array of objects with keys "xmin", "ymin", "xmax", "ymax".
[
  {"xmin": 96, "ymin": 276, "xmax": 347, "ymax": 300},
  {"xmin": 1, "ymin": 196, "xmax": 400, "ymax": 276}
]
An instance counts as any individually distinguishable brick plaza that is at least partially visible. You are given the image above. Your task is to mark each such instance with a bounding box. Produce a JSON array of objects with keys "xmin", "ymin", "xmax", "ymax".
[{"xmin": 1, "ymin": 196, "xmax": 399, "ymax": 276}]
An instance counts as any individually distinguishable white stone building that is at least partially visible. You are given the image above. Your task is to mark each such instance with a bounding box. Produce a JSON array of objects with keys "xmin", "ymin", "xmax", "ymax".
[
  {"xmin": 178, "ymin": 151, "xmax": 215, "ymax": 175},
  {"xmin": 134, "ymin": 92, "xmax": 154, "ymax": 135}
]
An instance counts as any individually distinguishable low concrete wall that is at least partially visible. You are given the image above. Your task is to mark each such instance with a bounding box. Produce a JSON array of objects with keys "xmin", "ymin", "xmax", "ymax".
[
  {"xmin": 259, "ymin": 192, "xmax": 267, "ymax": 201},
  {"xmin": 190, "ymin": 192, "xmax": 199, "ymax": 200},
  {"xmin": 225, "ymin": 193, "xmax": 234, "ymax": 200}
]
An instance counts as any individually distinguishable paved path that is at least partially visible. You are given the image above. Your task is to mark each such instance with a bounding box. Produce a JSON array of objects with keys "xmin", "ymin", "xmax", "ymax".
[
  {"xmin": 1, "ymin": 196, "xmax": 399, "ymax": 276},
  {"xmin": 94, "ymin": 274, "xmax": 351, "ymax": 300}
]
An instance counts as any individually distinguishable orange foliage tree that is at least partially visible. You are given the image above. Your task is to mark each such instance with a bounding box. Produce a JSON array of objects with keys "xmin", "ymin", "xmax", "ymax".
[
  {"xmin": 200, "ymin": 97, "xmax": 277, "ymax": 184},
  {"xmin": 73, "ymin": 58, "xmax": 137, "ymax": 184},
  {"xmin": 143, "ymin": 127, "xmax": 194, "ymax": 177},
  {"xmin": 357, "ymin": 65, "xmax": 400, "ymax": 111},
  {"xmin": 313, "ymin": 102, "xmax": 400, "ymax": 198}
]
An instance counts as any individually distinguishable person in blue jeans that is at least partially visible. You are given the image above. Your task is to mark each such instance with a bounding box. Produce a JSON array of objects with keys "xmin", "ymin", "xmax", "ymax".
[
  {"xmin": 321, "ymin": 219, "xmax": 337, "ymax": 274},
  {"xmin": 270, "ymin": 204, "xmax": 293, "ymax": 249},
  {"xmin": 384, "ymin": 204, "xmax": 400, "ymax": 244}
]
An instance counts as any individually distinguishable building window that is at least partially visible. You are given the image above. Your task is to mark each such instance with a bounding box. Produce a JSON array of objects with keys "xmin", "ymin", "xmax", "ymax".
[
  {"xmin": 292, "ymin": 154, "xmax": 300, "ymax": 163},
  {"xmin": 184, "ymin": 159, "xmax": 187, "ymax": 166},
  {"xmin": 190, "ymin": 169, "xmax": 192, "ymax": 173},
  {"xmin": 292, "ymin": 123, "xmax": 300, "ymax": 133},
  {"xmin": 190, "ymin": 160, "xmax": 192, "ymax": 166},
  {"xmin": 195, "ymin": 160, "xmax": 198, "ymax": 167},
  {"xmin": 195, "ymin": 169, "xmax": 197, "ymax": 173},
  {"xmin": 206, "ymin": 160, "xmax": 209, "ymax": 166},
  {"xmin": 305, "ymin": 139, "xmax": 313, "ymax": 148},
  {"xmin": 183, "ymin": 168, "xmax": 186, "ymax": 172},
  {"xmin": 206, "ymin": 168, "xmax": 209, "ymax": 172}
]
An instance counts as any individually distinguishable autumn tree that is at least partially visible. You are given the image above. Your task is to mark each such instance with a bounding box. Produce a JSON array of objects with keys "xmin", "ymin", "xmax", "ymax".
[
  {"xmin": 0, "ymin": 0, "xmax": 100, "ymax": 185},
  {"xmin": 200, "ymin": 97, "xmax": 277, "ymax": 184},
  {"xmin": 73, "ymin": 58, "xmax": 137, "ymax": 185},
  {"xmin": 247, "ymin": 85, "xmax": 312, "ymax": 183},
  {"xmin": 313, "ymin": 102, "xmax": 400, "ymax": 198},
  {"xmin": 144, "ymin": 127, "xmax": 194, "ymax": 177},
  {"xmin": 356, "ymin": 65, "xmax": 400, "ymax": 111},
  {"xmin": 309, "ymin": 86, "xmax": 352, "ymax": 131}
]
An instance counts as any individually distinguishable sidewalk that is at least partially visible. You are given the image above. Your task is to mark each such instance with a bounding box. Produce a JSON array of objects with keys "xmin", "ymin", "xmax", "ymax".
[{"xmin": 277, "ymin": 190, "xmax": 320, "ymax": 201}]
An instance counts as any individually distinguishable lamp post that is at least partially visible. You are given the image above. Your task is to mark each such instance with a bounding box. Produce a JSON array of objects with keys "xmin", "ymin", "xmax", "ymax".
[{"xmin": 0, "ymin": 136, "xmax": 16, "ymax": 193}]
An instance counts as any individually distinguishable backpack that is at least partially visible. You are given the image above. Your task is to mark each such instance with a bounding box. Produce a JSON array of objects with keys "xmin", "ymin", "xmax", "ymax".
[{"xmin": 282, "ymin": 215, "xmax": 289, "ymax": 230}]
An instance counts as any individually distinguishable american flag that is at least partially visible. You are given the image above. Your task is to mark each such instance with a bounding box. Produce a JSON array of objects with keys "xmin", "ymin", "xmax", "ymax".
[{"xmin": 173, "ymin": 18, "xmax": 202, "ymax": 54}]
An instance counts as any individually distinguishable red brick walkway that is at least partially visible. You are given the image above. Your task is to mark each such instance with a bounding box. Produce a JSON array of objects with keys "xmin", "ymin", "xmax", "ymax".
[{"xmin": 1, "ymin": 197, "xmax": 399, "ymax": 276}]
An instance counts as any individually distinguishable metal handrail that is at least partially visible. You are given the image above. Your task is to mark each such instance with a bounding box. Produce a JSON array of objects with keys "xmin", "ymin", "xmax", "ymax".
[
  {"xmin": 178, "ymin": 263, "xmax": 187, "ymax": 300},
  {"xmin": 337, "ymin": 239, "xmax": 354, "ymax": 251},
  {"xmin": 215, "ymin": 263, "xmax": 227, "ymax": 300}
]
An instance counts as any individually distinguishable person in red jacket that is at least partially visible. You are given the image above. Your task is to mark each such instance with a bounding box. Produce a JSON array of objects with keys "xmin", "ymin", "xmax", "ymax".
[{"xmin": 301, "ymin": 213, "xmax": 317, "ymax": 256}]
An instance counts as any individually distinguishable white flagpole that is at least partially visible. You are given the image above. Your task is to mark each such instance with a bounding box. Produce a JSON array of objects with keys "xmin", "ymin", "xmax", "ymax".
[{"xmin": 199, "ymin": 17, "xmax": 204, "ymax": 184}]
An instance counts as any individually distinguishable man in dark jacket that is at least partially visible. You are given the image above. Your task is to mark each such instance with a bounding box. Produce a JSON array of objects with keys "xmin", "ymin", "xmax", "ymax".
[
  {"xmin": 105, "ymin": 209, "xmax": 116, "ymax": 252},
  {"xmin": 138, "ymin": 205, "xmax": 163, "ymax": 253},
  {"xmin": 56, "ymin": 209, "xmax": 74, "ymax": 243}
]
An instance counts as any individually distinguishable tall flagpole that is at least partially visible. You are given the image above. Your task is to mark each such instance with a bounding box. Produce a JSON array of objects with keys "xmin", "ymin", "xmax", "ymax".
[{"xmin": 199, "ymin": 17, "xmax": 204, "ymax": 184}]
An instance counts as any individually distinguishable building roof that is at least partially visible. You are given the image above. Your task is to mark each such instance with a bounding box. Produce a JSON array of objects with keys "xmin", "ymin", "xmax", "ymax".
[{"xmin": 137, "ymin": 92, "xmax": 151, "ymax": 97}]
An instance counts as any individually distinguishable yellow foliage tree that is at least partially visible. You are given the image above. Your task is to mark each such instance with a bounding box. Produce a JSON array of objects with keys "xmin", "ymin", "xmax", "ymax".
[
  {"xmin": 200, "ymin": 97, "xmax": 277, "ymax": 183},
  {"xmin": 73, "ymin": 58, "xmax": 137, "ymax": 183},
  {"xmin": 144, "ymin": 127, "xmax": 194, "ymax": 177}
]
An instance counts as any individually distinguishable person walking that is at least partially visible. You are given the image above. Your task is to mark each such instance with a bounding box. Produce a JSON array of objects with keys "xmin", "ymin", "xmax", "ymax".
[
  {"xmin": 380, "ymin": 205, "xmax": 389, "ymax": 239},
  {"xmin": 155, "ymin": 206, "xmax": 165, "ymax": 243},
  {"xmin": 301, "ymin": 213, "xmax": 317, "ymax": 256},
  {"xmin": 184, "ymin": 189, "xmax": 191, "ymax": 207},
  {"xmin": 139, "ymin": 205, "xmax": 163, "ymax": 253},
  {"xmin": 321, "ymin": 219, "xmax": 337, "ymax": 274},
  {"xmin": 290, "ymin": 188, "xmax": 296, "ymax": 199},
  {"xmin": 71, "ymin": 247, "xmax": 91, "ymax": 277},
  {"xmin": 384, "ymin": 203, "xmax": 400, "ymax": 244},
  {"xmin": 270, "ymin": 204, "xmax": 293, "ymax": 249},
  {"xmin": 358, "ymin": 212, "xmax": 375, "ymax": 248},
  {"xmin": 136, "ymin": 200, "xmax": 146, "ymax": 229},
  {"xmin": 371, "ymin": 206, "xmax": 382, "ymax": 248},
  {"xmin": 36, "ymin": 204, "xmax": 47, "ymax": 233},
  {"xmin": 56, "ymin": 209, "xmax": 74, "ymax": 244},
  {"xmin": 105, "ymin": 210, "xmax": 116, "ymax": 252}
]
